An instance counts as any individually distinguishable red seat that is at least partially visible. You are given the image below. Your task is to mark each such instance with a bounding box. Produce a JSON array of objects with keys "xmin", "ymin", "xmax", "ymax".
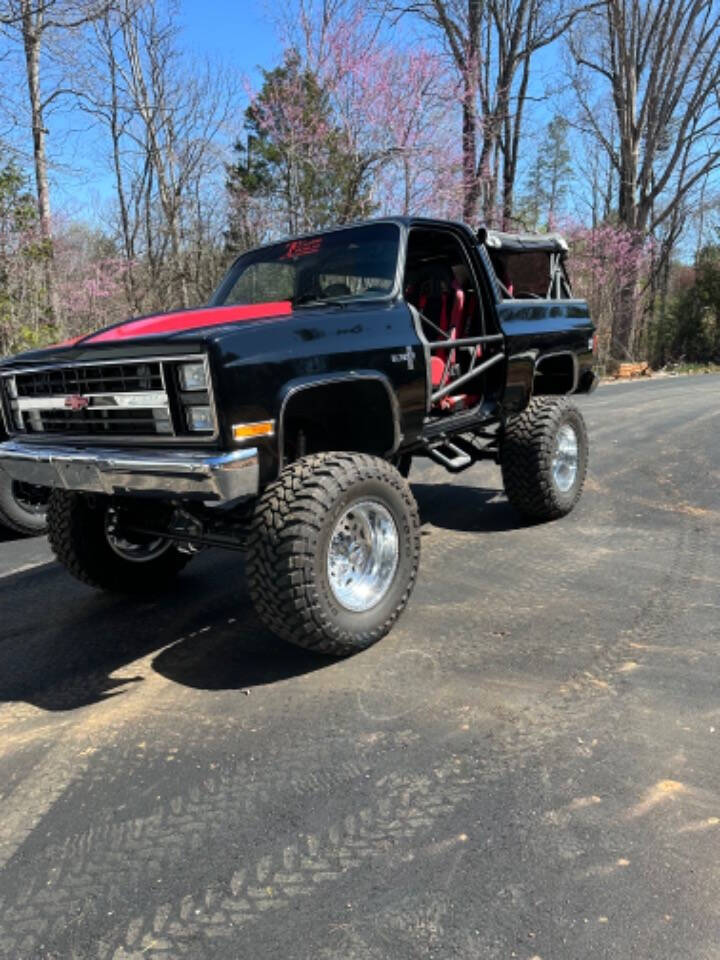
[
  {"xmin": 430, "ymin": 285, "xmax": 453, "ymax": 387},
  {"xmin": 406, "ymin": 268, "xmax": 482, "ymax": 411},
  {"xmin": 430, "ymin": 355, "xmax": 446, "ymax": 388},
  {"xmin": 432, "ymin": 282, "xmax": 466, "ymax": 399}
]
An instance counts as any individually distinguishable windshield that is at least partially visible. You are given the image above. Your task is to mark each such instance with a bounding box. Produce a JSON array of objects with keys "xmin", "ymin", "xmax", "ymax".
[{"xmin": 211, "ymin": 223, "xmax": 400, "ymax": 308}]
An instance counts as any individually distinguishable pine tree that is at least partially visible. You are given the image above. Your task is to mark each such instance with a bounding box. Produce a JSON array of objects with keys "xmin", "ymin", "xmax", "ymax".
[
  {"xmin": 518, "ymin": 116, "xmax": 573, "ymax": 230},
  {"xmin": 518, "ymin": 154, "xmax": 544, "ymax": 230},
  {"xmin": 540, "ymin": 117, "xmax": 572, "ymax": 227},
  {"xmin": 226, "ymin": 53, "xmax": 375, "ymax": 252}
]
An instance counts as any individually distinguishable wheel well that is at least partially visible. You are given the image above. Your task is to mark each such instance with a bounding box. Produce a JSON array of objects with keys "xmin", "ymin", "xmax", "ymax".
[
  {"xmin": 280, "ymin": 379, "xmax": 397, "ymax": 467},
  {"xmin": 533, "ymin": 353, "xmax": 577, "ymax": 395}
]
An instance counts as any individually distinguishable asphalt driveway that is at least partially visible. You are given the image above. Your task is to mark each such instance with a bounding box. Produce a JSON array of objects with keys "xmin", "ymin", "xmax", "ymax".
[{"xmin": 0, "ymin": 374, "xmax": 718, "ymax": 959}]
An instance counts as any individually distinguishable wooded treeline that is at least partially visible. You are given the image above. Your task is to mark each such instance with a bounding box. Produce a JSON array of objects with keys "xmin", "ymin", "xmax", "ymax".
[{"xmin": 0, "ymin": 0, "xmax": 719, "ymax": 370}]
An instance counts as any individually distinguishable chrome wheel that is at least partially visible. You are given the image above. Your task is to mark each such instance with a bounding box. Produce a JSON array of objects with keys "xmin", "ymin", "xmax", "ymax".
[
  {"xmin": 105, "ymin": 508, "xmax": 172, "ymax": 563},
  {"xmin": 327, "ymin": 500, "xmax": 399, "ymax": 613},
  {"xmin": 552, "ymin": 423, "xmax": 579, "ymax": 493}
]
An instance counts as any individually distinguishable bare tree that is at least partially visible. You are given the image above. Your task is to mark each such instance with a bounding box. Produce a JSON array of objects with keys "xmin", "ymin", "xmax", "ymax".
[
  {"xmin": 77, "ymin": 0, "xmax": 236, "ymax": 313},
  {"xmin": 77, "ymin": 3, "xmax": 145, "ymax": 311},
  {"xmin": 120, "ymin": 1, "xmax": 234, "ymax": 308},
  {"xmin": 570, "ymin": 0, "xmax": 720, "ymax": 235},
  {"xmin": 0, "ymin": 0, "xmax": 108, "ymax": 331},
  {"xmin": 383, "ymin": 0, "xmax": 587, "ymax": 225},
  {"xmin": 569, "ymin": 0, "xmax": 720, "ymax": 357}
]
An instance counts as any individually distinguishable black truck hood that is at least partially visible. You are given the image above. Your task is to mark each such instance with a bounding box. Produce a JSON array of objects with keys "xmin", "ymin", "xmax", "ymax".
[{"xmin": 1, "ymin": 301, "xmax": 295, "ymax": 367}]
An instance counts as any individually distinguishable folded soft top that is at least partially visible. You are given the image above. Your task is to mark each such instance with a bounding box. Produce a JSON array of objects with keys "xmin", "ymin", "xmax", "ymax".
[{"xmin": 478, "ymin": 227, "xmax": 569, "ymax": 254}]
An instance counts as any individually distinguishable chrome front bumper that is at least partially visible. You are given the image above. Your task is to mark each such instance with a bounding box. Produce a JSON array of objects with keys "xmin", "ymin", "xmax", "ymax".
[{"xmin": 0, "ymin": 440, "xmax": 259, "ymax": 502}]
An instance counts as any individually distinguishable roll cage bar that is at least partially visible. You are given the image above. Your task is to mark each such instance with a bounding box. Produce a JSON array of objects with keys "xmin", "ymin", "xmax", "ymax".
[{"xmin": 419, "ymin": 310, "xmax": 504, "ymax": 406}]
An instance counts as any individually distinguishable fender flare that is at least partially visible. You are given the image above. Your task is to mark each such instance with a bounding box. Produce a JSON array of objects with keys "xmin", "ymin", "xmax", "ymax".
[
  {"xmin": 276, "ymin": 371, "xmax": 402, "ymax": 471},
  {"xmin": 534, "ymin": 350, "xmax": 579, "ymax": 394}
]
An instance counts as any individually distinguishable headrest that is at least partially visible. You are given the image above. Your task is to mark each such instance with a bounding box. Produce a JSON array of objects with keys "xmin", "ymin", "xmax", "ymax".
[{"xmin": 414, "ymin": 261, "xmax": 455, "ymax": 297}]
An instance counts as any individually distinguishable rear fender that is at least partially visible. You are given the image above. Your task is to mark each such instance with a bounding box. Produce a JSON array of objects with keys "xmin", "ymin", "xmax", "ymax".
[{"xmin": 533, "ymin": 351, "xmax": 579, "ymax": 395}]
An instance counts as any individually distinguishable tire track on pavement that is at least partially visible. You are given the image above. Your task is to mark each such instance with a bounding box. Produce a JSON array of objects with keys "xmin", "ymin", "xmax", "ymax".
[
  {"xmin": 0, "ymin": 743, "xmax": 97, "ymax": 872},
  {"xmin": 10, "ymin": 532, "xmax": 693, "ymax": 953},
  {"xmin": 104, "ymin": 765, "xmax": 475, "ymax": 959},
  {"xmin": 0, "ymin": 729, "xmax": 418, "ymax": 926},
  {"xmin": 0, "ymin": 636, "xmax": 189, "ymax": 880}
]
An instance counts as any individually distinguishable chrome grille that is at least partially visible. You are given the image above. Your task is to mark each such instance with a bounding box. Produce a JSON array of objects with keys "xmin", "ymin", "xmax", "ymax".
[
  {"xmin": 14, "ymin": 362, "xmax": 163, "ymax": 397},
  {"xmin": 24, "ymin": 407, "xmax": 172, "ymax": 436},
  {"xmin": 1, "ymin": 355, "xmax": 214, "ymax": 441}
]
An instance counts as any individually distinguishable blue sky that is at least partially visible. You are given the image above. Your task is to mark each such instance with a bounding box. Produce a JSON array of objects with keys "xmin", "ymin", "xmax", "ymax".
[
  {"xmin": 50, "ymin": 1, "xmax": 690, "ymax": 239},
  {"xmin": 53, "ymin": 2, "xmax": 283, "ymax": 221},
  {"xmin": 178, "ymin": 1, "xmax": 279, "ymax": 85}
]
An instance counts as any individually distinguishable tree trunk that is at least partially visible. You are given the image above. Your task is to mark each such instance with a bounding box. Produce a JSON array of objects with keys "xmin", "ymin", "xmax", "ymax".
[
  {"xmin": 478, "ymin": 129, "xmax": 498, "ymax": 226},
  {"xmin": 501, "ymin": 47, "xmax": 530, "ymax": 230},
  {"xmin": 124, "ymin": 24, "xmax": 188, "ymax": 308},
  {"xmin": 612, "ymin": 245, "xmax": 642, "ymax": 362},
  {"xmin": 461, "ymin": 76, "xmax": 479, "ymax": 222},
  {"xmin": 402, "ymin": 153, "xmax": 411, "ymax": 216},
  {"xmin": 103, "ymin": 16, "xmax": 140, "ymax": 315},
  {"xmin": 20, "ymin": 0, "xmax": 60, "ymax": 332},
  {"xmin": 607, "ymin": 0, "xmax": 640, "ymax": 359}
]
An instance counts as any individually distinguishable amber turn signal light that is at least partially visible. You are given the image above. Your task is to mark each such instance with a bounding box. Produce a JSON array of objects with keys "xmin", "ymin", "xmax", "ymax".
[{"xmin": 233, "ymin": 420, "xmax": 275, "ymax": 441}]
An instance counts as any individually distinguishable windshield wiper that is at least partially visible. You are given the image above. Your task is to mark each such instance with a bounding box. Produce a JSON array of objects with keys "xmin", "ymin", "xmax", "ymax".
[{"xmin": 293, "ymin": 294, "xmax": 347, "ymax": 308}]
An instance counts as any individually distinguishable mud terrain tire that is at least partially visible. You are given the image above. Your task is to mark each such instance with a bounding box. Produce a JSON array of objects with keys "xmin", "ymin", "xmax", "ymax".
[
  {"xmin": 501, "ymin": 398, "xmax": 588, "ymax": 521},
  {"xmin": 246, "ymin": 453, "xmax": 420, "ymax": 657},
  {"xmin": 47, "ymin": 490, "xmax": 191, "ymax": 592}
]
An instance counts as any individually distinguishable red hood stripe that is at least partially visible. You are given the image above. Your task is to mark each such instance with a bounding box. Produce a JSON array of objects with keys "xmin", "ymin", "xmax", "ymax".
[{"xmin": 84, "ymin": 301, "xmax": 292, "ymax": 344}]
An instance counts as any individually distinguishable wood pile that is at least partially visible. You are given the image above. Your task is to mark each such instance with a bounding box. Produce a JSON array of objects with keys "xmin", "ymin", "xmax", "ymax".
[{"xmin": 615, "ymin": 362, "xmax": 651, "ymax": 379}]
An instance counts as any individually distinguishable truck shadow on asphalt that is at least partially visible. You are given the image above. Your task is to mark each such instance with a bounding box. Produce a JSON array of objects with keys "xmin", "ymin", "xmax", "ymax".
[
  {"xmin": 0, "ymin": 560, "xmax": 332, "ymax": 711},
  {"xmin": 411, "ymin": 481, "xmax": 525, "ymax": 533},
  {"xmin": 0, "ymin": 481, "xmax": 520, "ymax": 712}
]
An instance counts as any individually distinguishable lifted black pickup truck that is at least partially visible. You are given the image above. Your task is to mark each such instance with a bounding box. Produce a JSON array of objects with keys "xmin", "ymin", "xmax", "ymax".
[{"xmin": 0, "ymin": 218, "xmax": 596, "ymax": 655}]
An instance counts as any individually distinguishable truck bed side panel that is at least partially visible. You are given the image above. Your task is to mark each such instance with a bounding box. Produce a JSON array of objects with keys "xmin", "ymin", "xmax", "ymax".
[{"xmin": 496, "ymin": 300, "xmax": 594, "ymax": 411}]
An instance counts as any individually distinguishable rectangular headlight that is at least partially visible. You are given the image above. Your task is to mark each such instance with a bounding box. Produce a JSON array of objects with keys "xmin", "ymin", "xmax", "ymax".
[
  {"xmin": 178, "ymin": 362, "xmax": 207, "ymax": 391},
  {"xmin": 186, "ymin": 405, "xmax": 213, "ymax": 432}
]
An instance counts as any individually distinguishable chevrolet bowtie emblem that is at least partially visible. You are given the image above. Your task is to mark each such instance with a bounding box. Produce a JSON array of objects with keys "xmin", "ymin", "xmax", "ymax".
[{"xmin": 64, "ymin": 395, "xmax": 89, "ymax": 411}]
